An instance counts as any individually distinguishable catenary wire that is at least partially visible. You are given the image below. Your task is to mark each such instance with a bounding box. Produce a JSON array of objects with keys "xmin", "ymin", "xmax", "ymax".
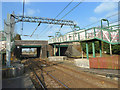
[
  {"xmin": 21, "ymin": 0, "xmax": 25, "ymax": 35},
  {"xmin": 30, "ymin": 0, "xmax": 74, "ymax": 37},
  {"xmin": 40, "ymin": 0, "xmax": 84, "ymax": 36}
]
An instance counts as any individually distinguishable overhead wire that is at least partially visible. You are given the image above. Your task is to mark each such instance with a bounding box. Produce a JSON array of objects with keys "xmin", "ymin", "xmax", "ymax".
[
  {"xmin": 54, "ymin": 0, "xmax": 74, "ymax": 19},
  {"xmin": 28, "ymin": 1, "xmax": 119, "ymax": 38},
  {"xmin": 21, "ymin": 0, "xmax": 25, "ymax": 35},
  {"xmin": 40, "ymin": 0, "xmax": 84, "ymax": 36},
  {"xmin": 45, "ymin": 9, "xmax": 119, "ymax": 37},
  {"xmin": 82, "ymin": 11, "xmax": 120, "ymax": 29},
  {"xmin": 39, "ymin": 0, "xmax": 74, "ymax": 37},
  {"xmin": 30, "ymin": 23, "xmax": 40, "ymax": 37},
  {"xmin": 49, "ymin": 0, "xmax": 84, "ymax": 30},
  {"xmin": 109, "ymin": 19, "xmax": 119, "ymax": 24},
  {"xmin": 31, "ymin": 0, "xmax": 74, "ymax": 37},
  {"xmin": 60, "ymin": 0, "xmax": 84, "ymax": 20}
]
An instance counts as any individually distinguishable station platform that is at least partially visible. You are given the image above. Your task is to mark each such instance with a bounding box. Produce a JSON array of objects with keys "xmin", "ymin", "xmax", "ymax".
[
  {"xmin": 2, "ymin": 73, "xmax": 35, "ymax": 88},
  {"xmin": 77, "ymin": 67, "xmax": 120, "ymax": 79},
  {"xmin": 54, "ymin": 59, "xmax": 120, "ymax": 80}
]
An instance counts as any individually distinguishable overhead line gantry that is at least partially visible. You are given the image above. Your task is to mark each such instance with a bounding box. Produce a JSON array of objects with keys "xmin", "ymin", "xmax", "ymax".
[
  {"xmin": 11, "ymin": 14, "xmax": 76, "ymax": 26},
  {"xmin": 4, "ymin": 13, "xmax": 77, "ymax": 67}
]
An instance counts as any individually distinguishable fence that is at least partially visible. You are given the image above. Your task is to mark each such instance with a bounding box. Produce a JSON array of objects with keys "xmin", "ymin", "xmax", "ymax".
[
  {"xmin": 89, "ymin": 55, "xmax": 120, "ymax": 69},
  {"xmin": 48, "ymin": 25, "xmax": 120, "ymax": 45}
]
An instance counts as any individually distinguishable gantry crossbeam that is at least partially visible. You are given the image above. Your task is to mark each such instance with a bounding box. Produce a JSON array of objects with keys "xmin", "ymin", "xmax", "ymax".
[{"xmin": 11, "ymin": 14, "xmax": 76, "ymax": 26}]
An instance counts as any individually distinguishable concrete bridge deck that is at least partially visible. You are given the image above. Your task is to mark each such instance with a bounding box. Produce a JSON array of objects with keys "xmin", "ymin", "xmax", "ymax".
[{"xmin": 15, "ymin": 40, "xmax": 48, "ymax": 46}]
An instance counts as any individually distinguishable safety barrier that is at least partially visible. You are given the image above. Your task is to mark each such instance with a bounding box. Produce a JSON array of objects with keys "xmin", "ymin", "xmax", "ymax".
[
  {"xmin": 48, "ymin": 25, "xmax": 120, "ymax": 45},
  {"xmin": 89, "ymin": 55, "xmax": 120, "ymax": 69}
]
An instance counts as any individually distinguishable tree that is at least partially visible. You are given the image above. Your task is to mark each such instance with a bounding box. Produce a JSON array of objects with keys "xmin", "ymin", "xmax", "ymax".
[
  {"xmin": 112, "ymin": 44, "xmax": 120, "ymax": 55},
  {"xmin": 81, "ymin": 41, "xmax": 120, "ymax": 55},
  {"xmin": 14, "ymin": 34, "xmax": 21, "ymax": 40}
]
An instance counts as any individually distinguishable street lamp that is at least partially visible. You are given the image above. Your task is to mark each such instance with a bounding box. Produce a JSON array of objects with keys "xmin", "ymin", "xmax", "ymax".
[
  {"xmin": 48, "ymin": 36, "xmax": 54, "ymax": 39},
  {"xmin": 74, "ymin": 26, "xmax": 80, "ymax": 30},
  {"xmin": 101, "ymin": 19, "xmax": 112, "ymax": 56},
  {"xmin": 101, "ymin": 19, "xmax": 109, "ymax": 39},
  {"xmin": 101, "ymin": 19, "xmax": 109, "ymax": 28},
  {"xmin": 55, "ymin": 32, "xmax": 61, "ymax": 37}
]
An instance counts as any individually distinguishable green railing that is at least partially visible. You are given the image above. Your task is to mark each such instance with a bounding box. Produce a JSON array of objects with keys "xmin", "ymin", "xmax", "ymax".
[{"xmin": 48, "ymin": 24, "xmax": 120, "ymax": 45}]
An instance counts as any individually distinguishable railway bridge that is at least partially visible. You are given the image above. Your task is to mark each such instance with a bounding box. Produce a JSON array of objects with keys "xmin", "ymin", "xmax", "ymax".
[
  {"xmin": 1, "ymin": 2, "xmax": 120, "ymax": 89},
  {"xmin": 48, "ymin": 24, "xmax": 120, "ymax": 59},
  {"xmin": 14, "ymin": 40, "xmax": 81, "ymax": 59},
  {"xmin": 14, "ymin": 40, "xmax": 48, "ymax": 59}
]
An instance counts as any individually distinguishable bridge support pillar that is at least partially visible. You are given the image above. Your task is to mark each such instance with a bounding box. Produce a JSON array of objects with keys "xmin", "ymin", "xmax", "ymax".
[
  {"xmin": 54, "ymin": 45, "xmax": 56, "ymax": 56},
  {"xmin": 59, "ymin": 45, "xmax": 61, "ymax": 56},
  {"xmin": 86, "ymin": 42, "xmax": 89, "ymax": 59},
  {"xmin": 37, "ymin": 47, "xmax": 41, "ymax": 58},
  {"xmin": 110, "ymin": 44, "xmax": 112, "ymax": 56},
  {"xmin": 99, "ymin": 41, "xmax": 102, "ymax": 57},
  {"xmin": 92, "ymin": 41, "xmax": 95, "ymax": 58}
]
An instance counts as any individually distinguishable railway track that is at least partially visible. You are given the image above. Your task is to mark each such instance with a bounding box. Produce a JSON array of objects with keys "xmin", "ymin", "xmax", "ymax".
[
  {"xmin": 22, "ymin": 57, "xmax": 46, "ymax": 89},
  {"xmin": 23, "ymin": 57, "xmax": 69, "ymax": 89},
  {"xmin": 22, "ymin": 57, "xmax": 118, "ymax": 88},
  {"xmin": 32, "ymin": 58, "xmax": 118, "ymax": 88}
]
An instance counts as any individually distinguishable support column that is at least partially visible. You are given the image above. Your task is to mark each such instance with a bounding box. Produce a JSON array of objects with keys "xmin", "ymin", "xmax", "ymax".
[
  {"xmin": 109, "ymin": 31, "xmax": 112, "ymax": 56},
  {"xmin": 37, "ymin": 47, "xmax": 40, "ymax": 58},
  {"xmin": 80, "ymin": 42, "xmax": 83, "ymax": 59},
  {"xmin": 110, "ymin": 44, "xmax": 112, "ymax": 56},
  {"xmin": 92, "ymin": 41, "xmax": 95, "ymax": 58},
  {"xmin": 20, "ymin": 47, "xmax": 22, "ymax": 59},
  {"xmin": 86, "ymin": 42, "xmax": 89, "ymax": 59},
  {"xmin": 6, "ymin": 14, "xmax": 11, "ymax": 67},
  {"xmin": 99, "ymin": 41, "xmax": 102, "ymax": 57},
  {"xmin": 59, "ymin": 45, "xmax": 60, "ymax": 56},
  {"xmin": 54, "ymin": 44, "xmax": 56, "ymax": 56}
]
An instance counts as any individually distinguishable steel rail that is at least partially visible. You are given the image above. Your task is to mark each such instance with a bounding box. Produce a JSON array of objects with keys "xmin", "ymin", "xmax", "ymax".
[
  {"xmin": 30, "ymin": 59, "xmax": 69, "ymax": 89},
  {"xmin": 22, "ymin": 57, "xmax": 46, "ymax": 89},
  {"xmin": 30, "ymin": 66, "xmax": 46, "ymax": 89},
  {"xmin": 37, "ymin": 59, "xmax": 118, "ymax": 87},
  {"xmin": 41, "ymin": 59, "xmax": 118, "ymax": 86},
  {"xmin": 46, "ymin": 72, "xmax": 69, "ymax": 89}
]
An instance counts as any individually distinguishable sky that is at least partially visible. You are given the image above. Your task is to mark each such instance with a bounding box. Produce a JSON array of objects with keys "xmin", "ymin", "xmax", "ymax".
[{"xmin": 1, "ymin": 0, "xmax": 119, "ymax": 40}]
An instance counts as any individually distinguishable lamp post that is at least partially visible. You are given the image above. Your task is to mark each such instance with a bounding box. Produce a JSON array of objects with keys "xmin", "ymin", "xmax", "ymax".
[
  {"xmin": 48, "ymin": 36, "xmax": 54, "ymax": 39},
  {"xmin": 101, "ymin": 19, "xmax": 112, "ymax": 56},
  {"xmin": 101, "ymin": 19, "xmax": 109, "ymax": 28},
  {"xmin": 55, "ymin": 32, "xmax": 61, "ymax": 37}
]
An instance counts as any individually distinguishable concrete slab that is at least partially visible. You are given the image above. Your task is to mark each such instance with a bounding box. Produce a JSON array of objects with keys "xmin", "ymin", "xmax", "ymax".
[
  {"xmin": 55, "ymin": 59, "xmax": 120, "ymax": 80},
  {"xmin": 74, "ymin": 59, "xmax": 89, "ymax": 68},
  {"xmin": 2, "ymin": 74, "xmax": 35, "ymax": 88},
  {"xmin": 48, "ymin": 56, "xmax": 67, "ymax": 61},
  {"xmin": 2, "ymin": 63, "xmax": 24, "ymax": 78}
]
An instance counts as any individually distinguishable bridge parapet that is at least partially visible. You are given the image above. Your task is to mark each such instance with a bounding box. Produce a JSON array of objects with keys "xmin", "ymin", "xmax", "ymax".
[
  {"xmin": 48, "ymin": 25, "xmax": 120, "ymax": 45},
  {"xmin": 15, "ymin": 40, "xmax": 48, "ymax": 46}
]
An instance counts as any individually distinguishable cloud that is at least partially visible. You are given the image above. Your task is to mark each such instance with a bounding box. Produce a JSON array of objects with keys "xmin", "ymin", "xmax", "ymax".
[
  {"xmin": 105, "ymin": 11, "xmax": 118, "ymax": 17},
  {"xmin": 26, "ymin": 8, "xmax": 35, "ymax": 15},
  {"xmin": 26, "ymin": 8, "xmax": 40, "ymax": 16},
  {"xmin": 94, "ymin": 2, "xmax": 117, "ymax": 13},
  {"xmin": 18, "ymin": 8, "xmax": 40, "ymax": 16},
  {"xmin": 25, "ymin": 0, "xmax": 31, "ymax": 5},
  {"xmin": 89, "ymin": 17, "xmax": 98, "ymax": 22},
  {"xmin": 18, "ymin": 12, "xmax": 26, "ymax": 16},
  {"xmin": 109, "ymin": 21, "xmax": 118, "ymax": 26}
]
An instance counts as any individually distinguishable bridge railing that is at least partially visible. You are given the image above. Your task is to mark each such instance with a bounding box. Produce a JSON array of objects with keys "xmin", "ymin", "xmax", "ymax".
[{"xmin": 48, "ymin": 25, "xmax": 120, "ymax": 44}]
